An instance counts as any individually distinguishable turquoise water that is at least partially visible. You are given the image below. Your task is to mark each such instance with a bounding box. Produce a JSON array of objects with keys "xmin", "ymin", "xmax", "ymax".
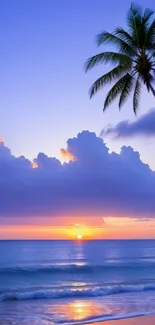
[{"xmin": 1, "ymin": 240, "xmax": 155, "ymax": 324}]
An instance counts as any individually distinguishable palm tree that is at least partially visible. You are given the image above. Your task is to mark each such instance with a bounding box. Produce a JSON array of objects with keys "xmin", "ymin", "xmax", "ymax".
[{"xmin": 85, "ymin": 4, "xmax": 155, "ymax": 114}]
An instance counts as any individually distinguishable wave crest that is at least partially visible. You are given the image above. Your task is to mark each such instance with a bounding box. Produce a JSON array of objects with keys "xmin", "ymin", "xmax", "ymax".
[
  {"xmin": 1, "ymin": 283, "xmax": 155, "ymax": 301},
  {"xmin": 0, "ymin": 262, "xmax": 154, "ymax": 276}
]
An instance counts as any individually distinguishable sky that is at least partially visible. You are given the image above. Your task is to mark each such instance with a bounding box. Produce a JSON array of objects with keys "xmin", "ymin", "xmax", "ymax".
[{"xmin": 0, "ymin": 0, "xmax": 155, "ymax": 239}]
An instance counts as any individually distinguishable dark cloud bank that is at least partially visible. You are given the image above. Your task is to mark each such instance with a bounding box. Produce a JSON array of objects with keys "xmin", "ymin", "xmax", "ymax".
[
  {"xmin": 0, "ymin": 131, "xmax": 155, "ymax": 220},
  {"xmin": 101, "ymin": 109, "xmax": 155, "ymax": 138}
]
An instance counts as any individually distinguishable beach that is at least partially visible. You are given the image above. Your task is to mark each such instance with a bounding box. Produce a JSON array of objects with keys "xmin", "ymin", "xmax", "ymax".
[
  {"xmin": 103, "ymin": 315, "xmax": 155, "ymax": 325},
  {"xmin": 0, "ymin": 315, "xmax": 155, "ymax": 325}
]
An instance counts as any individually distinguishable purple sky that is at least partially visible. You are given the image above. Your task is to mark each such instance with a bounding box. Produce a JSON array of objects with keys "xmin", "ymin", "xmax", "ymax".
[{"xmin": 0, "ymin": 0, "xmax": 155, "ymax": 169}]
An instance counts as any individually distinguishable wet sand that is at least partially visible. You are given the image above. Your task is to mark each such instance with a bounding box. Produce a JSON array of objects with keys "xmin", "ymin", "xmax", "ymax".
[
  {"xmin": 0, "ymin": 315, "xmax": 155, "ymax": 325},
  {"xmin": 98, "ymin": 315, "xmax": 155, "ymax": 325}
]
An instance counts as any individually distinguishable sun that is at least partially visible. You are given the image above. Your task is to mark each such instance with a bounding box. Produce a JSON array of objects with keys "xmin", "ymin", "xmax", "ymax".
[{"xmin": 77, "ymin": 234, "xmax": 83, "ymax": 240}]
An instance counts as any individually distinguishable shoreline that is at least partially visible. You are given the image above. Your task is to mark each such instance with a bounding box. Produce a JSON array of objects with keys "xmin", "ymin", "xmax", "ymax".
[
  {"xmin": 0, "ymin": 310, "xmax": 155, "ymax": 325},
  {"xmin": 99, "ymin": 315, "xmax": 155, "ymax": 325}
]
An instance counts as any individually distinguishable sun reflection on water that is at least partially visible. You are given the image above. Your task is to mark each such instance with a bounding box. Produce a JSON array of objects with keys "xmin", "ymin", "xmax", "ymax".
[
  {"xmin": 56, "ymin": 300, "xmax": 110, "ymax": 321},
  {"xmin": 0, "ymin": 298, "xmax": 113, "ymax": 325}
]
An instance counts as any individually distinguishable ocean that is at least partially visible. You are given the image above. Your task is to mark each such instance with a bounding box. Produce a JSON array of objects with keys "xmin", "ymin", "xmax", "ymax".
[{"xmin": 1, "ymin": 240, "xmax": 155, "ymax": 324}]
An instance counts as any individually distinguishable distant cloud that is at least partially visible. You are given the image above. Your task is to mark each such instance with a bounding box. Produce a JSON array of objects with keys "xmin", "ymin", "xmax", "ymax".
[
  {"xmin": 100, "ymin": 109, "xmax": 155, "ymax": 138},
  {"xmin": 0, "ymin": 130, "xmax": 155, "ymax": 220}
]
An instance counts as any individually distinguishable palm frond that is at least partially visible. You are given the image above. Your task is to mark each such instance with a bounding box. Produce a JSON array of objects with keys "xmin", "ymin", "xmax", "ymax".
[
  {"xmin": 128, "ymin": 4, "xmax": 142, "ymax": 28},
  {"xmin": 127, "ymin": 4, "xmax": 142, "ymax": 46},
  {"xmin": 128, "ymin": 5, "xmax": 155, "ymax": 49},
  {"xmin": 96, "ymin": 31, "xmax": 135, "ymax": 56},
  {"xmin": 119, "ymin": 74, "xmax": 134, "ymax": 109},
  {"xmin": 145, "ymin": 20, "xmax": 155, "ymax": 48},
  {"xmin": 149, "ymin": 83, "xmax": 155, "ymax": 96},
  {"xmin": 103, "ymin": 75, "xmax": 130, "ymax": 110},
  {"xmin": 133, "ymin": 76, "xmax": 141, "ymax": 114},
  {"xmin": 142, "ymin": 8, "xmax": 154, "ymax": 25},
  {"xmin": 89, "ymin": 65, "xmax": 126, "ymax": 98},
  {"xmin": 130, "ymin": 3, "xmax": 142, "ymax": 16},
  {"xmin": 114, "ymin": 27, "xmax": 137, "ymax": 51},
  {"xmin": 149, "ymin": 52, "xmax": 155, "ymax": 60},
  {"xmin": 85, "ymin": 52, "xmax": 132, "ymax": 72},
  {"xmin": 143, "ymin": 73, "xmax": 154, "ymax": 91},
  {"xmin": 140, "ymin": 13, "xmax": 155, "ymax": 49}
]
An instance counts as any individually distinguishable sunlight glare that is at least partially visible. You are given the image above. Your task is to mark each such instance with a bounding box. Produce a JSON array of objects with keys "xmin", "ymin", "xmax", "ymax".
[{"xmin": 77, "ymin": 234, "xmax": 83, "ymax": 240}]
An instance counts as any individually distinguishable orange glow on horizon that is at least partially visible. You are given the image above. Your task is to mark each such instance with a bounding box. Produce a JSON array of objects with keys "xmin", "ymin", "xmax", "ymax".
[
  {"xmin": 1, "ymin": 216, "xmax": 155, "ymax": 240},
  {"xmin": 66, "ymin": 224, "xmax": 100, "ymax": 240},
  {"xmin": 0, "ymin": 224, "xmax": 104, "ymax": 240}
]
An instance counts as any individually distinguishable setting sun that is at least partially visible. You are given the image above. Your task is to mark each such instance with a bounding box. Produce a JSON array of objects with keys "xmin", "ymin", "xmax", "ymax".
[{"xmin": 77, "ymin": 234, "xmax": 83, "ymax": 240}]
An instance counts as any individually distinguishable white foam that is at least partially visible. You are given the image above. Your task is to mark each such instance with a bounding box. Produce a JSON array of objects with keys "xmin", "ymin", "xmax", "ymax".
[{"xmin": 1, "ymin": 283, "xmax": 155, "ymax": 301}]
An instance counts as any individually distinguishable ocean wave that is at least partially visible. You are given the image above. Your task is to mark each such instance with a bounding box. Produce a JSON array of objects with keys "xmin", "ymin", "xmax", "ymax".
[
  {"xmin": 1, "ymin": 283, "xmax": 155, "ymax": 301},
  {"xmin": 0, "ymin": 262, "xmax": 155, "ymax": 276}
]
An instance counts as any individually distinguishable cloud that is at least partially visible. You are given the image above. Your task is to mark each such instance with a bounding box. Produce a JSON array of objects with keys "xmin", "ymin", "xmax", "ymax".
[
  {"xmin": 0, "ymin": 130, "xmax": 155, "ymax": 221},
  {"xmin": 60, "ymin": 148, "xmax": 75, "ymax": 161},
  {"xmin": 100, "ymin": 109, "xmax": 155, "ymax": 138}
]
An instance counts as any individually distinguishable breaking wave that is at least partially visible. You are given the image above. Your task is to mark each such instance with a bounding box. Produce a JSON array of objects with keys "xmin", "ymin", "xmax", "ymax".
[{"xmin": 1, "ymin": 283, "xmax": 155, "ymax": 301}]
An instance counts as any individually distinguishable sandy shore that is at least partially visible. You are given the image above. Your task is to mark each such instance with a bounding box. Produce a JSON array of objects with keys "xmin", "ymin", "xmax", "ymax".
[
  {"xmin": 96, "ymin": 315, "xmax": 155, "ymax": 325},
  {"xmin": 0, "ymin": 315, "xmax": 155, "ymax": 325}
]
